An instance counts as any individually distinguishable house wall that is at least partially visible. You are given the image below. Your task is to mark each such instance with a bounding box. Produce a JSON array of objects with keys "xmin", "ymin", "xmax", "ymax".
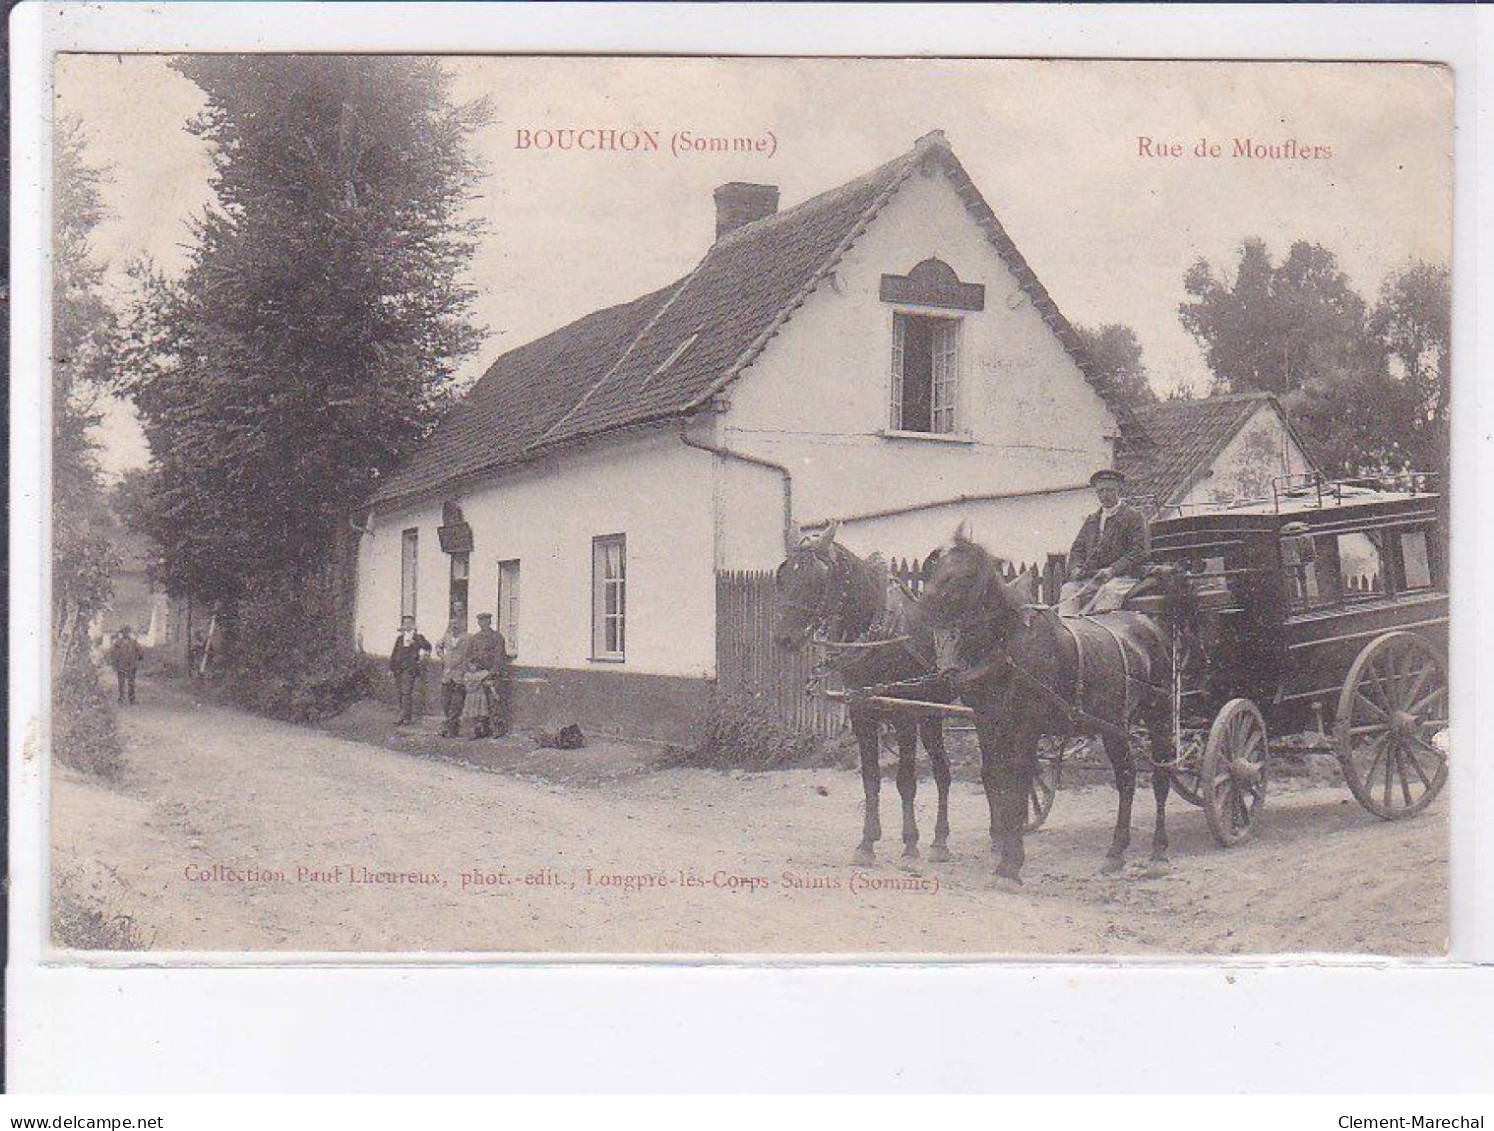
[
  {"xmin": 357, "ymin": 429, "xmax": 716, "ymax": 742},
  {"xmin": 712, "ymin": 167, "xmax": 1118, "ymax": 571},
  {"xmin": 1177, "ymin": 405, "xmax": 1314, "ymax": 508}
]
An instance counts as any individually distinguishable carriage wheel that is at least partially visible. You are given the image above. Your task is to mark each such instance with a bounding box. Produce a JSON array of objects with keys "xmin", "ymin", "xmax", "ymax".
[
  {"xmin": 1168, "ymin": 728, "xmax": 1207, "ymax": 808},
  {"xmin": 1024, "ymin": 738, "xmax": 1065, "ymax": 832},
  {"xmin": 1201, "ymin": 699, "xmax": 1268, "ymax": 847},
  {"xmin": 1336, "ymin": 631, "xmax": 1448, "ymax": 820}
]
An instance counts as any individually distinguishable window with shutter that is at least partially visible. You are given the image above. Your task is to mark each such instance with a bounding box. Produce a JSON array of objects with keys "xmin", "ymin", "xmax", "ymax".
[{"xmin": 890, "ymin": 312, "xmax": 960, "ymax": 435}]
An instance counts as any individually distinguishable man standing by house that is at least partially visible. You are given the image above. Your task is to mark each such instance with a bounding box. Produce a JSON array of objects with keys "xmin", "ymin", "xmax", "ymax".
[
  {"xmin": 462, "ymin": 612, "xmax": 508, "ymax": 740},
  {"xmin": 108, "ymin": 626, "xmax": 143, "ymax": 705},
  {"xmin": 1058, "ymin": 469, "xmax": 1150, "ymax": 615},
  {"xmin": 388, "ymin": 615, "xmax": 432, "ymax": 726},
  {"xmin": 435, "ymin": 616, "xmax": 469, "ymax": 738}
]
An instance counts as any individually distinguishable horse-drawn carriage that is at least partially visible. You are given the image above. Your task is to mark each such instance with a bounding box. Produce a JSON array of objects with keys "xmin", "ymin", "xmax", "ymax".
[{"xmin": 780, "ymin": 474, "xmax": 1449, "ymax": 876}]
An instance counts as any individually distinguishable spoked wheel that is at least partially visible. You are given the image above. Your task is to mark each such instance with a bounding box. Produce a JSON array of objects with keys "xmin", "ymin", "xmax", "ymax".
[
  {"xmin": 1025, "ymin": 737, "xmax": 1066, "ymax": 832},
  {"xmin": 1336, "ymin": 631, "xmax": 1449, "ymax": 820},
  {"xmin": 1168, "ymin": 728, "xmax": 1208, "ymax": 808},
  {"xmin": 1201, "ymin": 699, "xmax": 1269, "ymax": 847}
]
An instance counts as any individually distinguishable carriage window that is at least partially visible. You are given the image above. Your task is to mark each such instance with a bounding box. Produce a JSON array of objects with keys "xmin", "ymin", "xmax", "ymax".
[
  {"xmin": 1192, "ymin": 555, "xmax": 1228, "ymax": 596},
  {"xmin": 890, "ymin": 314, "xmax": 960, "ymax": 434},
  {"xmin": 1400, "ymin": 531, "xmax": 1433, "ymax": 591},
  {"xmin": 1336, "ymin": 532, "xmax": 1384, "ymax": 598},
  {"xmin": 1281, "ymin": 534, "xmax": 1321, "ymax": 608}
]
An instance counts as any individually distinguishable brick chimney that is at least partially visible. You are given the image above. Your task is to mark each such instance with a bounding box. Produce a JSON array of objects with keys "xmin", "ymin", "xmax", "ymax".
[{"xmin": 713, "ymin": 182, "xmax": 779, "ymax": 241}]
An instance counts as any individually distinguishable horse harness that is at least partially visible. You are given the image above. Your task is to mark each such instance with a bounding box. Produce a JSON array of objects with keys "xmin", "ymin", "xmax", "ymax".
[{"xmin": 954, "ymin": 605, "xmax": 1177, "ymax": 757}]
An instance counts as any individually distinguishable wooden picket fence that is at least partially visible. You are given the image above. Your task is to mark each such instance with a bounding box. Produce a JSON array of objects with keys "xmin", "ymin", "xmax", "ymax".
[
  {"xmin": 715, "ymin": 570, "xmax": 844, "ymax": 736},
  {"xmin": 887, "ymin": 554, "xmax": 1067, "ymax": 604},
  {"xmin": 715, "ymin": 553, "xmax": 1066, "ymax": 735}
]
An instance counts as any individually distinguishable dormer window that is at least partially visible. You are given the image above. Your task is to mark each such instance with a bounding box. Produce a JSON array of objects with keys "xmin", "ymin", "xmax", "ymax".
[
  {"xmin": 881, "ymin": 258, "xmax": 979, "ymax": 437},
  {"xmin": 890, "ymin": 313, "xmax": 961, "ymax": 434}
]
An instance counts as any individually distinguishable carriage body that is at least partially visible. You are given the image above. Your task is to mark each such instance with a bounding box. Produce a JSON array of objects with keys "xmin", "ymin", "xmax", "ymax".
[
  {"xmin": 1149, "ymin": 483, "xmax": 1447, "ymax": 735},
  {"xmin": 1147, "ymin": 478, "xmax": 1449, "ymax": 843}
]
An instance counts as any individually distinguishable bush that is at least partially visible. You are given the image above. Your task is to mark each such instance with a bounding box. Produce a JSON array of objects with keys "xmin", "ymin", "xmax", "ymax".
[
  {"xmin": 219, "ymin": 574, "xmax": 373, "ymax": 724},
  {"xmin": 51, "ymin": 870, "xmax": 149, "ymax": 951},
  {"xmin": 52, "ymin": 647, "xmax": 123, "ymax": 778},
  {"xmin": 693, "ymin": 692, "xmax": 822, "ymax": 771}
]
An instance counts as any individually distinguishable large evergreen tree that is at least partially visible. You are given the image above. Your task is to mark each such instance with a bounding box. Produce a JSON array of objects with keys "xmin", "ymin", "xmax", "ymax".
[{"xmin": 123, "ymin": 56, "xmax": 489, "ymax": 610}]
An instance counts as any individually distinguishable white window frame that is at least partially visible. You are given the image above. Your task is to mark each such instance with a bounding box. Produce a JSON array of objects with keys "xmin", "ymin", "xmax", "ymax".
[
  {"xmin": 497, "ymin": 559, "xmax": 521, "ymax": 657},
  {"xmin": 591, "ymin": 534, "xmax": 626, "ymax": 662},
  {"xmin": 889, "ymin": 311, "xmax": 962, "ymax": 435},
  {"xmin": 400, "ymin": 528, "xmax": 419, "ymax": 620}
]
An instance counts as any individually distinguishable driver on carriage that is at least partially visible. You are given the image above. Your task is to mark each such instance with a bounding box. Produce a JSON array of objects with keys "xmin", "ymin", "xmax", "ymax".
[{"xmin": 1057, "ymin": 468, "xmax": 1150, "ymax": 616}]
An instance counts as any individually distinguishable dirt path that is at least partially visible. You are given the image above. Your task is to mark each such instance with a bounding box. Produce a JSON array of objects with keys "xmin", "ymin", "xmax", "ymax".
[{"xmin": 51, "ymin": 679, "xmax": 1447, "ymax": 956}]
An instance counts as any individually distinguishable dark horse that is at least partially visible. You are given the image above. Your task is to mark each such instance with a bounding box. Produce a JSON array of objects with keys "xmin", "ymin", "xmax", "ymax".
[
  {"xmin": 915, "ymin": 530, "xmax": 1195, "ymax": 887},
  {"xmin": 773, "ymin": 525, "xmax": 957, "ymax": 865}
]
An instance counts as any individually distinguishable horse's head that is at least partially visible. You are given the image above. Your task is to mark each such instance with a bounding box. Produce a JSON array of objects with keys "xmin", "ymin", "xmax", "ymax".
[
  {"xmin": 772, "ymin": 521, "xmax": 842, "ymax": 651},
  {"xmin": 913, "ymin": 525, "xmax": 1029, "ymax": 643}
]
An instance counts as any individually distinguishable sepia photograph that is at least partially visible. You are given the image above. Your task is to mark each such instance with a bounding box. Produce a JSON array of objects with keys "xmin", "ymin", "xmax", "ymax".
[{"xmin": 46, "ymin": 54, "xmax": 1453, "ymax": 957}]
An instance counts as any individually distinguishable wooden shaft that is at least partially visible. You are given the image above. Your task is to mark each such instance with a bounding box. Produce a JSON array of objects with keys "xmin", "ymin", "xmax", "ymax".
[{"xmin": 821, "ymin": 689, "xmax": 974, "ymax": 718}]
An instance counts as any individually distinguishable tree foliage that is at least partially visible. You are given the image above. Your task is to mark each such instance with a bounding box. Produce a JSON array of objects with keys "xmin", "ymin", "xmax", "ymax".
[
  {"xmin": 52, "ymin": 118, "xmax": 121, "ymax": 645},
  {"xmin": 121, "ymin": 56, "xmax": 490, "ymax": 605},
  {"xmin": 1179, "ymin": 239, "xmax": 1449, "ymax": 483},
  {"xmin": 1179, "ymin": 238, "xmax": 1376, "ymax": 397},
  {"xmin": 1074, "ymin": 323, "xmax": 1157, "ymax": 408}
]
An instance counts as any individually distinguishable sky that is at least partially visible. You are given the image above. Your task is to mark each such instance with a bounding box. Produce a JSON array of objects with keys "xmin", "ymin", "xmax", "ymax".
[{"xmin": 54, "ymin": 55, "xmax": 1453, "ymax": 480}]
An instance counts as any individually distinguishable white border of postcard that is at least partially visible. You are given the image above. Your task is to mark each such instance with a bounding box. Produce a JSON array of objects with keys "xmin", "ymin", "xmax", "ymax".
[{"xmin": 9, "ymin": 1, "xmax": 1494, "ymax": 1093}]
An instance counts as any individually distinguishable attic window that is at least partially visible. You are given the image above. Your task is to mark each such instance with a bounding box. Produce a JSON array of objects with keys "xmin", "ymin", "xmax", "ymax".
[
  {"xmin": 643, "ymin": 331, "xmax": 701, "ymax": 388},
  {"xmin": 890, "ymin": 313, "xmax": 960, "ymax": 434}
]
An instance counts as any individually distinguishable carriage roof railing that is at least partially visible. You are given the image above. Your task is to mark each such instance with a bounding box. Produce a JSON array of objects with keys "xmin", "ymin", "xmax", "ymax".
[{"xmin": 1139, "ymin": 471, "xmax": 1440, "ymax": 522}]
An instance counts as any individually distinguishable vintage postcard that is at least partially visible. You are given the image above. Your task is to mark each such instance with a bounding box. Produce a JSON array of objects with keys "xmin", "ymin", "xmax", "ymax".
[{"xmin": 46, "ymin": 54, "xmax": 1453, "ymax": 958}]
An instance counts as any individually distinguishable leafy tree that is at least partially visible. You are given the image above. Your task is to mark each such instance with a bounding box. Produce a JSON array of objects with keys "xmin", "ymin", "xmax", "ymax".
[
  {"xmin": 1074, "ymin": 323, "xmax": 1157, "ymax": 408},
  {"xmin": 1179, "ymin": 238, "xmax": 1377, "ymax": 396},
  {"xmin": 1283, "ymin": 369, "xmax": 1420, "ymax": 478},
  {"xmin": 52, "ymin": 118, "xmax": 121, "ymax": 649},
  {"xmin": 1371, "ymin": 261, "xmax": 1450, "ymax": 476},
  {"xmin": 121, "ymin": 56, "xmax": 489, "ymax": 635}
]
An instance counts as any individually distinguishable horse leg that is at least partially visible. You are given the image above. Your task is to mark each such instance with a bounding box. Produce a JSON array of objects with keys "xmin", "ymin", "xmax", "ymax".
[
  {"xmin": 893, "ymin": 717, "xmax": 921, "ymax": 859},
  {"xmin": 977, "ymin": 713, "xmax": 1028, "ymax": 887},
  {"xmin": 851, "ymin": 707, "xmax": 882, "ymax": 865},
  {"xmin": 920, "ymin": 716, "xmax": 952, "ymax": 862},
  {"xmin": 1101, "ymin": 730, "xmax": 1136, "ymax": 874},
  {"xmin": 993, "ymin": 727, "xmax": 1038, "ymax": 885},
  {"xmin": 973, "ymin": 712, "xmax": 1002, "ymax": 856},
  {"xmin": 1145, "ymin": 702, "xmax": 1174, "ymax": 866}
]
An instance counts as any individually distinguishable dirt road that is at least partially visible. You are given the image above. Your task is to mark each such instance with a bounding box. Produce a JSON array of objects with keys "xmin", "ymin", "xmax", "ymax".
[{"xmin": 51, "ymin": 680, "xmax": 1447, "ymax": 956}]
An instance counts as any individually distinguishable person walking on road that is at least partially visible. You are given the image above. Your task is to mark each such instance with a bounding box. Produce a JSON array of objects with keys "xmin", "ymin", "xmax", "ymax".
[{"xmin": 108, "ymin": 626, "xmax": 143, "ymax": 705}]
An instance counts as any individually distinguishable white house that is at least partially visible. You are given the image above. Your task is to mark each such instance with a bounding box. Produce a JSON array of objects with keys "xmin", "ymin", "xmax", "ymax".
[
  {"xmin": 1117, "ymin": 392, "xmax": 1316, "ymax": 512},
  {"xmin": 354, "ymin": 130, "xmax": 1153, "ymax": 741}
]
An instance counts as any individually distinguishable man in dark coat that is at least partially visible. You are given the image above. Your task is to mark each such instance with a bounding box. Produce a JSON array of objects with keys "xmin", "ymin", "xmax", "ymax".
[
  {"xmin": 462, "ymin": 612, "xmax": 508, "ymax": 739},
  {"xmin": 108, "ymin": 626, "xmax": 143, "ymax": 705},
  {"xmin": 1058, "ymin": 468, "xmax": 1150, "ymax": 614},
  {"xmin": 389, "ymin": 615, "xmax": 432, "ymax": 726}
]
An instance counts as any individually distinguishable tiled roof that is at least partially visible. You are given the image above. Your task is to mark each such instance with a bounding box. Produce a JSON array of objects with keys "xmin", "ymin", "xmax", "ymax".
[
  {"xmin": 370, "ymin": 130, "xmax": 1139, "ymax": 509},
  {"xmin": 1118, "ymin": 392, "xmax": 1280, "ymax": 503}
]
